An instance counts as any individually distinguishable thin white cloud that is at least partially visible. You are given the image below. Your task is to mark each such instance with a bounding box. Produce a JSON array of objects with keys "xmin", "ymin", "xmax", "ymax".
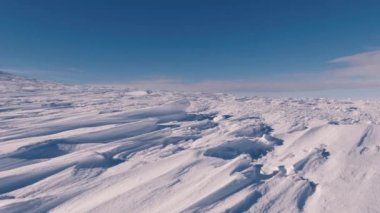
[
  {"xmin": 4, "ymin": 50, "xmax": 380, "ymax": 93},
  {"xmin": 125, "ymin": 78, "xmax": 380, "ymax": 93},
  {"xmin": 329, "ymin": 50, "xmax": 380, "ymax": 77},
  {"xmin": 126, "ymin": 50, "xmax": 380, "ymax": 92}
]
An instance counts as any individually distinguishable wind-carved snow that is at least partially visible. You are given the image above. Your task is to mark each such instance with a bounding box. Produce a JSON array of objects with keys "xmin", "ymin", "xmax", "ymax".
[{"xmin": 1, "ymin": 72, "xmax": 380, "ymax": 213}]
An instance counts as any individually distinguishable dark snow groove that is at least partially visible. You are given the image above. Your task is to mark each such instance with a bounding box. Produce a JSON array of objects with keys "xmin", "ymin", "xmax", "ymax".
[
  {"xmin": 297, "ymin": 177, "xmax": 317, "ymax": 211},
  {"xmin": 357, "ymin": 125, "xmax": 373, "ymax": 147}
]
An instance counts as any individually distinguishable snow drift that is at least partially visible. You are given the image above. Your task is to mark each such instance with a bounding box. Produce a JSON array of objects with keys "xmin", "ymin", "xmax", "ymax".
[{"xmin": 1, "ymin": 72, "xmax": 380, "ymax": 213}]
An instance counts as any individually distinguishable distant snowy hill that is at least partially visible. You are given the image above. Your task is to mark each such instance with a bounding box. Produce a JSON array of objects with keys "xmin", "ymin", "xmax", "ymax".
[
  {"xmin": 0, "ymin": 71, "xmax": 66, "ymax": 92},
  {"xmin": 1, "ymin": 72, "xmax": 380, "ymax": 213}
]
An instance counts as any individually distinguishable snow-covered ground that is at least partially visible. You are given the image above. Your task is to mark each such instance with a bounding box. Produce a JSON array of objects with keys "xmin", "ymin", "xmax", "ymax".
[{"xmin": 1, "ymin": 71, "xmax": 380, "ymax": 213}]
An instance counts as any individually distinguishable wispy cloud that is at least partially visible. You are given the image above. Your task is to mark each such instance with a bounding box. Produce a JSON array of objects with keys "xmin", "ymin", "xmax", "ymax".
[
  {"xmin": 126, "ymin": 77, "xmax": 380, "ymax": 93},
  {"xmin": 3, "ymin": 50, "xmax": 380, "ymax": 93},
  {"xmin": 329, "ymin": 50, "xmax": 380, "ymax": 77},
  {"xmin": 126, "ymin": 50, "xmax": 380, "ymax": 93}
]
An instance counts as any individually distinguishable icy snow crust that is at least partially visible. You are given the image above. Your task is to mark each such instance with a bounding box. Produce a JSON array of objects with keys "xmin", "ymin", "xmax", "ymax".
[{"xmin": 1, "ymin": 72, "xmax": 380, "ymax": 213}]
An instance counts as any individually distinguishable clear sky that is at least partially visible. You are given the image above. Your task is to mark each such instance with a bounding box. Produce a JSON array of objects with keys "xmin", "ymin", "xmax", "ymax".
[{"xmin": 1, "ymin": 0, "xmax": 380, "ymax": 94}]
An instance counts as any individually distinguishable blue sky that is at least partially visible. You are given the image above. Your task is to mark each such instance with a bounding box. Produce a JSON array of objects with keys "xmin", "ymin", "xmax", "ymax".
[{"xmin": 1, "ymin": 0, "xmax": 380, "ymax": 94}]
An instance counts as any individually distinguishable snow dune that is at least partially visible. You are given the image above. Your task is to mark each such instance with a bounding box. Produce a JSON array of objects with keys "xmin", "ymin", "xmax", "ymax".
[{"xmin": 1, "ymin": 72, "xmax": 380, "ymax": 212}]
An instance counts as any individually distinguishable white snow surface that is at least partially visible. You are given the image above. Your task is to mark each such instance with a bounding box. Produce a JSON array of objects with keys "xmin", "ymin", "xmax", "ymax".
[{"xmin": 1, "ymin": 72, "xmax": 380, "ymax": 213}]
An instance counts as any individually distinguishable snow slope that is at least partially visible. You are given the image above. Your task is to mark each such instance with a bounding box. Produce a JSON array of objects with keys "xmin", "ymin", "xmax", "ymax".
[{"xmin": 1, "ymin": 72, "xmax": 380, "ymax": 213}]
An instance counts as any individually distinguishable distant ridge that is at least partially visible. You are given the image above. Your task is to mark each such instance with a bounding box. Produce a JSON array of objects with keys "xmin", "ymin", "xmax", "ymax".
[{"xmin": 0, "ymin": 70, "xmax": 69, "ymax": 92}]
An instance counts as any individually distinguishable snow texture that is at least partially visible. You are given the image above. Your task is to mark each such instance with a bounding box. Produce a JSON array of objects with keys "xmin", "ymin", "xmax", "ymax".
[{"xmin": 1, "ymin": 72, "xmax": 380, "ymax": 213}]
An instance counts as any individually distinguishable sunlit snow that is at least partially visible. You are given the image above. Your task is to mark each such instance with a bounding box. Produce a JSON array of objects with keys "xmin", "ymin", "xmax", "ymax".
[{"xmin": 1, "ymin": 71, "xmax": 380, "ymax": 212}]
